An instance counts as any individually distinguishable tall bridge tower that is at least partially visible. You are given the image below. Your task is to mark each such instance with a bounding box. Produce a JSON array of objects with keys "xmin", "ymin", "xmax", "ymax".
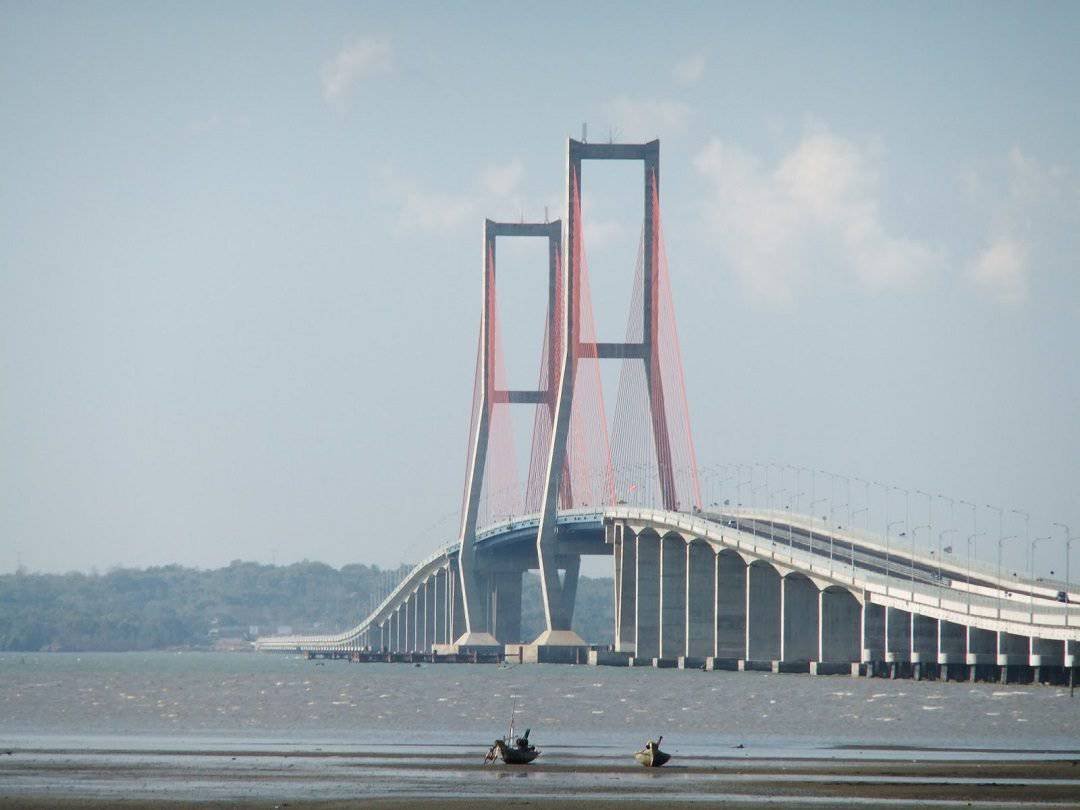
[
  {"xmin": 455, "ymin": 138, "xmax": 700, "ymax": 652},
  {"xmin": 534, "ymin": 139, "xmax": 684, "ymax": 646},
  {"xmin": 455, "ymin": 219, "xmax": 562, "ymax": 646}
]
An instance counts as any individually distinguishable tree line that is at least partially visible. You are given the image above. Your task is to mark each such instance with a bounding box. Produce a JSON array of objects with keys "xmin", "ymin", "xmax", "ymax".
[{"xmin": 0, "ymin": 561, "xmax": 613, "ymax": 652}]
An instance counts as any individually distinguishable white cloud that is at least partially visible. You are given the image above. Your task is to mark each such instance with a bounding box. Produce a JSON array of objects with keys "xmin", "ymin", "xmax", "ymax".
[
  {"xmin": 673, "ymin": 52, "xmax": 706, "ymax": 84},
  {"xmin": 694, "ymin": 129, "xmax": 941, "ymax": 303},
  {"xmin": 384, "ymin": 158, "xmax": 529, "ymax": 234},
  {"xmin": 603, "ymin": 96, "xmax": 692, "ymax": 142},
  {"xmin": 321, "ymin": 37, "xmax": 392, "ymax": 106},
  {"xmin": 966, "ymin": 147, "xmax": 1079, "ymax": 305},
  {"xmin": 970, "ymin": 239, "xmax": 1028, "ymax": 305},
  {"xmin": 480, "ymin": 159, "xmax": 524, "ymax": 197}
]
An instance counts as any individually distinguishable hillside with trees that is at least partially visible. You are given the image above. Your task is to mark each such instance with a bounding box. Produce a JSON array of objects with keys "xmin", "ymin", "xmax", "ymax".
[{"xmin": 0, "ymin": 562, "xmax": 614, "ymax": 652}]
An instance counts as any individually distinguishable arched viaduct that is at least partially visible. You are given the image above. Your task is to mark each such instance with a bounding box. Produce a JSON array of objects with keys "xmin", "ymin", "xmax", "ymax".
[{"xmin": 257, "ymin": 507, "xmax": 1080, "ymax": 683}]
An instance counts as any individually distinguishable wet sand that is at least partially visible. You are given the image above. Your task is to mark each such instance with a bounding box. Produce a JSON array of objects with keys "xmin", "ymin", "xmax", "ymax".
[{"xmin": 3, "ymin": 748, "xmax": 1080, "ymax": 808}]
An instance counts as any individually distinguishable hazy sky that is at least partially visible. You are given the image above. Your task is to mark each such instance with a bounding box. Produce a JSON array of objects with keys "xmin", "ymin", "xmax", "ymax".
[{"xmin": 2, "ymin": 2, "xmax": 1078, "ymax": 577}]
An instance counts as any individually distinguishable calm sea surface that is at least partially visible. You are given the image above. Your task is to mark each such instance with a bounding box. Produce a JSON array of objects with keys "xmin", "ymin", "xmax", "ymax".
[
  {"xmin": 2, "ymin": 652, "xmax": 1079, "ymax": 804},
  {"xmin": 2, "ymin": 651, "xmax": 1078, "ymax": 752}
]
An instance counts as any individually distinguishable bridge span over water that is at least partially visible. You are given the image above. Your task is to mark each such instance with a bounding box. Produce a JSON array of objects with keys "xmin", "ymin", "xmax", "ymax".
[
  {"xmin": 257, "ymin": 137, "xmax": 1077, "ymax": 684},
  {"xmin": 257, "ymin": 506, "xmax": 1080, "ymax": 682}
]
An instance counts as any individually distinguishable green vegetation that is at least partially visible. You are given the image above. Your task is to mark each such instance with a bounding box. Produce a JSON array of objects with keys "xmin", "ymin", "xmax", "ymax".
[{"xmin": 0, "ymin": 563, "xmax": 614, "ymax": 651}]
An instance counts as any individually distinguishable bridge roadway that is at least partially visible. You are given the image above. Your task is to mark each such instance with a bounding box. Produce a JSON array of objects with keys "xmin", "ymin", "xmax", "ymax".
[{"xmin": 256, "ymin": 507, "xmax": 1080, "ymax": 682}]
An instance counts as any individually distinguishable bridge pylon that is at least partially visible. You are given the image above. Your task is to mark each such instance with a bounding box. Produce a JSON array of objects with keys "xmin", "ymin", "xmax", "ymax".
[
  {"xmin": 455, "ymin": 218, "xmax": 562, "ymax": 649},
  {"xmin": 532, "ymin": 138, "xmax": 682, "ymax": 648}
]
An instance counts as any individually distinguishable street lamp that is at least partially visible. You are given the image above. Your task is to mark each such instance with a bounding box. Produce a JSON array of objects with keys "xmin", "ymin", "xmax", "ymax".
[
  {"xmin": 789, "ymin": 491, "xmax": 805, "ymax": 552},
  {"xmin": 886, "ymin": 519, "xmax": 906, "ymax": 590},
  {"xmin": 915, "ymin": 489, "xmax": 933, "ymax": 579},
  {"xmin": 966, "ymin": 531, "xmax": 986, "ymax": 613},
  {"xmin": 1053, "ymin": 523, "xmax": 1072, "ymax": 628},
  {"xmin": 937, "ymin": 493, "xmax": 956, "ymax": 585},
  {"xmin": 851, "ymin": 505, "xmax": 869, "ymax": 574},
  {"xmin": 735, "ymin": 464, "xmax": 753, "ymax": 533},
  {"xmin": 911, "ymin": 524, "xmax": 930, "ymax": 588},
  {"xmin": 997, "ymin": 532, "xmax": 1020, "ymax": 617},
  {"xmin": 1031, "ymin": 535, "xmax": 1051, "ymax": 623},
  {"xmin": 1010, "ymin": 508, "xmax": 1030, "ymax": 615},
  {"xmin": 937, "ymin": 528, "xmax": 957, "ymax": 601},
  {"xmin": 810, "ymin": 497, "xmax": 829, "ymax": 559}
]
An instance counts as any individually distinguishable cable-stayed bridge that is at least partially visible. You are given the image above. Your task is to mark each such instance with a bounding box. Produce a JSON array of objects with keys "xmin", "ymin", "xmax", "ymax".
[{"xmin": 257, "ymin": 139, "xmax": 1078, "ymax": 684}]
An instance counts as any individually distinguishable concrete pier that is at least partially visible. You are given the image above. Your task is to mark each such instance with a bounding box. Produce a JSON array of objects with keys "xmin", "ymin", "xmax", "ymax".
[
  {"xmin": 635, "ymin": 531, "xmax": 661, "ymax": 660},
  {"xmin": 616, "ymin": 526, "xmax": 637, "ymax": 653},
  {"xmin": 781, "ymin": 573, "xmax": 818, "ymax": 663},
  {"xmin": 715, "ymin": 550, "xmax": 746, "ymax": 658},
  {"xmin": 660, "ymin": 534, "xmax": 687, "ymax": 660},
  {"xmin": 746, "ymin": 561, "xmax": 781, "ymax": 661},
  {"xmin": 885, "ymin": 607, "xmax": 911, "ymax": 664},
  {"xmin": 861, "ymin": 601, "xmax": 885, "ymax": 667},
  {"xmin": 820, "ymin": 587, "xmax": 860, "ymax": 663},
  {"xmin": 938, "ymin": 620, "xmax": 966, "ymax": 667},
  {"xmin": 686, "ymin": 539, "xmax": 714, "ymax": 658},
  {"xmin": 911, "ymin": 614, "xmax": 937, "ymax": 678}
]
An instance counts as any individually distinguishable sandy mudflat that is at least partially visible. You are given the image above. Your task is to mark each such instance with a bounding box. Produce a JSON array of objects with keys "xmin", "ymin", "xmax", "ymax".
[{"xmin": 2, "ymin": 754, "xmax": 1080, "ymax": 808}]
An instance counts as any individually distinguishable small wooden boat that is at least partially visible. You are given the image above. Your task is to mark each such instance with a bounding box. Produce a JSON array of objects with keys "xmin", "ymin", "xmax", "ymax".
[
  {"xmin": 485, "ymin": 703, "xmax": 539, "ymax": 765},
  {"xmin": 485, "ymin": 731, "xmax": 539, "ymax": 765},
  {"xmin": 634, "ymin": 736, "xmax": 670, "ymax": 767}
]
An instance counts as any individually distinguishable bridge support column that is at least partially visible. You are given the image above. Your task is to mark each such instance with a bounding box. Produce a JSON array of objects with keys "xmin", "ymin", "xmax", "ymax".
[
  {"xmin": 781, "ymin": 574, "xmax": 818, "ymax": 663},
  {"xmin": 716, "ymin": 550, "xmax": 746, "ymax": 659},
  {"xmin": 967, "ymin": 626, "xmax": 996, "ymax": 680},
  {"xmin": 450, "ymin": 561, "xmax": 466, "ymax": 643},
  {"xmin": 686, "ymin": 539, "xmax": 714, "ymax": 659},
  {"xmin": 615, "ymin": 525, "xmax": 637, "ymax": 654},
  {"xmin": 424, "ymin": 578, "xmax": 437, "ymax": 652},
  {"xmin": 635, "ymin": 531, "xmax": 661, "ymax": 660},
  {"xmin": 432, "ymin": 568, "xmax": 446, "ymax": 647},
  {"xmin": 819, "ymin": 587, "xmax": 860, "ymax": 663},
  {"xmin": 492, "ymin": 571, "xmax": 523, "ymax": 644},
  {"xmin": 746, "ymin": 561, "xmax": 781, "ymax": 662},
  {"xmin": 861, "ymin": 602, "xmax": 885, "ymax": 673},
  {"xmin": 911, "ymin": 614, "xmax": 937, "ymax": 679},
  {"xmin": 885, "ymin": 608, "xmax": 911, "ymax": 677},
  {"xmin": 660, "ymin": 534, "xmax": 687, "ymax": 660},
  {"xmin": 997, "ymin": 631, "xmax": 1029, "ymax": 683},
  {"xmin": 413, "ymin": 592, "xmax": 423, "ymax": 653},
  {"xmin": 938, "ymin": 621, "xmax": 966, "ymax": 679},
  {"xmin": 1031, "ymin": 637, "xmax": 1064, "ymax": 684}
]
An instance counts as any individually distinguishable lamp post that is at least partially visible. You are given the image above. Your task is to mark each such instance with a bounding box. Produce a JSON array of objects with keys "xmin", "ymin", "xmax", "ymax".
[
  {"xmin": 851, "ymin": 505, "xmax": 869, "ymax": 575},
  {"xmin": 966, "ymin": 531, "xmax": 986, "ymax": 613},
  {"xmin": 735, "ymin": 464, "xmax": 753, "ymax": 533},
  {"xmin": 832, "ymin": 500, "xmax": 848, "ymax": 574},
  {"xmin": 1030, "ymin": 534, "xmax": 1051, "ymax": 623},
  {"xmin": 789, "ymin": 491, "xmax": 805, "ymax": 552},
  {"xmin": 911, "ymin": 524, "xmax": 930, "ymax": 589},
  {"xmin": 810, "ymin": 497, "xmax": 829, "ymax": 560},
  {"xmin": 886, "ymin": 519, "xmax": 905, "ymax": 591},
  {"xmin": 941, "ymin": 529, "xmax": 959, "ymax": 600},
  {"xmin": 1010, "ymin": 508, "xmax": 1030, "ymax": 617},
  {"xmin": 752, "ymin": 479, "xmax": 770, "ymax": 549},
  {"xmin": 937, "ymin": 493, "xmax": 956, "ymax": 584},
  {"xmin": 915, "ymin": 489, "xmax": 933, "ymax": 581},
  {"xmin": 874, "ymin": 481, "xmax": 898, "ymax": 582},
  {"xmin": 774, "ymin": 488, "xmax": 790, "ymax": 549},
  {"xmin": 1052, "ymin": 523, "xmax": 1072, "ymax": 629},
  {"xmin": 986, "ymin": 504, "xmax": 1004, "ymax": 611},
  {"xmin": 998, "ymin": 532, "xmax": 1020, "ymax": 618}
]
